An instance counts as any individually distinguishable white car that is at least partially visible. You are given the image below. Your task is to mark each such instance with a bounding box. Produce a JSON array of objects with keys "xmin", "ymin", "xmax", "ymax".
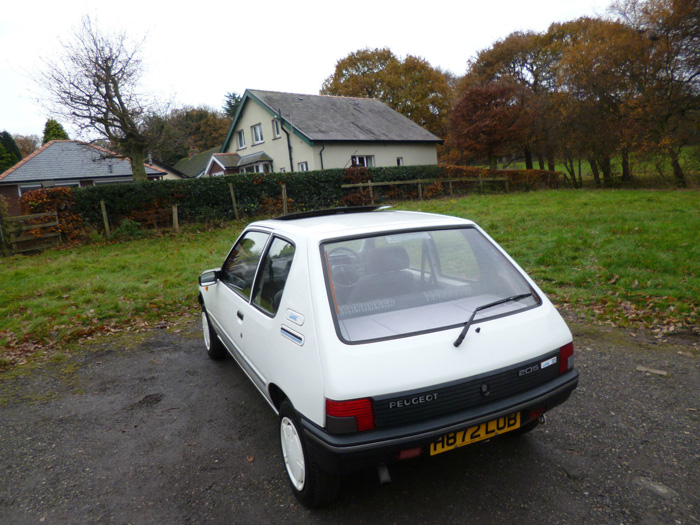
[{"xmin": 198, "ymin": 207, "xmax": 578, "ymax": 507}]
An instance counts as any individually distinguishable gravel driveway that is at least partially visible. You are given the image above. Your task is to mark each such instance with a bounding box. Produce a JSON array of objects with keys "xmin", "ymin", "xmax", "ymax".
[{"xmin": 1, "ymin": 318, "xmax": 698, "ymax": 524}]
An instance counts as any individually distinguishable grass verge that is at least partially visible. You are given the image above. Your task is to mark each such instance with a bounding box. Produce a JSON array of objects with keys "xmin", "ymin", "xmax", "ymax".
[{"xmin": 2, "ymin": 190, "xmax": 699, "ymax": 371}]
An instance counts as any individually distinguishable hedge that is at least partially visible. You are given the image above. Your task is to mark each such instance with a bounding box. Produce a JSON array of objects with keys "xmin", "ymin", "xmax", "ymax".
[{"xmin": 66, "ymin": 165, "xmax": 558, "ymax": 229}]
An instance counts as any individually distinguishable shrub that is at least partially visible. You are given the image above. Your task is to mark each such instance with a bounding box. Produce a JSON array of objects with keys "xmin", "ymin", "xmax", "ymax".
[
  {"xmin": 68, "ymin": 165, "xmax": 559, "ymax": 231},
  {"xmin": 18, "ymin": 187, "xmax": 85, "ymax": 242},
  {"xmin": 112, "ymin": 218, "xmax": 144, "ymax": 239}
]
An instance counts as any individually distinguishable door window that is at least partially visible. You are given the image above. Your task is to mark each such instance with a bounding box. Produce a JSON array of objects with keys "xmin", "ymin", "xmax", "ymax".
[
  {"xmin": 252, "ymin": 237, "xmax": 296, "ymax": 315},
  {"xmin": 221, "ymin": 231, "xmax": 270, "ymax": 299}
]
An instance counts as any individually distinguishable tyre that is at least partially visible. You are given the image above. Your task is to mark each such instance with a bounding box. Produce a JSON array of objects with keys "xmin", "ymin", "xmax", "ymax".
[
  {"xmin": 201, "ymin": 308, "xmax": 226, "ymax": 360},
  {"xmin": 279, "ymin": 400, "xmax": 340, "ymax": 508}
]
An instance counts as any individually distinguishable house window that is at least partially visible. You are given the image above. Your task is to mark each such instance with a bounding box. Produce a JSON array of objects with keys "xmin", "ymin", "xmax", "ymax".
[
  {"xmin": 352, "ymin": 155, "xmax": 375, "ymax": 167},
  {"xmin": 298, "ymin": 161, "xmax": 308, "ymax": 172},
  {"xmin": 237, "ymin": 130, "xmax": 246, "ymax": 149},
  {"xmin": 252, "ymin": 124, "xmax": 264, "ymax": 144},
  {"xmin": 18, "ymin": 184, "xmax": 42, "ymax": 196},
  {"xmin": 397, "ymin": 157, "xmax": 404, "ymax": 166},
  {"xmin": 272, "ymin": 119, "xmax": 281, "ymax": 138}
]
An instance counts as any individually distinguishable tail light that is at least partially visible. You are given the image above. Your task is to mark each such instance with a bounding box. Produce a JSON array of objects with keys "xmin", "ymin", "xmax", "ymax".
[
  {"xmin": 326, "ymin": 398, "xmax": 375, "ymax": 434},
  {"xmin": 559, "ymin": 341, "xmax": 574, "ymax": 375}
]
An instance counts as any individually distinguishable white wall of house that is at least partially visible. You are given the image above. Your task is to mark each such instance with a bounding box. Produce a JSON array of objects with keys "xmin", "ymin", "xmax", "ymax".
[
  {"xmin": 225, "ymin": 101, "xmax": 298, "ymax": 172},
  {"xmin": 312, "ymin": 142, "xmax": 438, "ymax": 170},
  {"xmin": 226, "ymin": 99, "xmax": 439, "ymax": 172}
]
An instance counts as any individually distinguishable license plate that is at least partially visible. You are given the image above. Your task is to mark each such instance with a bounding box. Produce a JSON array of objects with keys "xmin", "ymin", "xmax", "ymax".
[{"xmin": 429, "ymin": 412, "xmax": 521, "ymax": 456}]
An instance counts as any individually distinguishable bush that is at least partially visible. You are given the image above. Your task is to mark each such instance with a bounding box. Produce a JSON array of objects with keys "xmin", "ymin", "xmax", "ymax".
[
  {"xmin": 18, "ymin": 187, "xmax": 85, "ymax": 242},
  {"xmin": 112, "ymin": 218, "xmax": 144, "ymax": 239},
  {"xmin": 68, "ymin": 165, "xmax": 559, "ymax": 230}
]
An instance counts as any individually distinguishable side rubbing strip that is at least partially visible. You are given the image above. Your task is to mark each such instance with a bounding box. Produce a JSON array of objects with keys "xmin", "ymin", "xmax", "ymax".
[{"xmin": 280, "ymin": 325, "xmax": 304, "ymax": 346}]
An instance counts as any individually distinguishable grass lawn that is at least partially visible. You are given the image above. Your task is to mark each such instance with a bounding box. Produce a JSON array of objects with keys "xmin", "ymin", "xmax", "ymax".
[{"xmin": 2, "ymin": 190, "xmax": 699, "ymax": 370}]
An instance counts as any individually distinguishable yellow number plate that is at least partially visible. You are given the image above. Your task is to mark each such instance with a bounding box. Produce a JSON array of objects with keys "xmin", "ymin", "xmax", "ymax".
[{"xmin": 429, "ymin": 413, "xmax": 521, "ymax": 456}]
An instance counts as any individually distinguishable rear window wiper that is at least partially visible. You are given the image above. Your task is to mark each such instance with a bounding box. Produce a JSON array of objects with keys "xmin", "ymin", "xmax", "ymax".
[{"xmin": 453, "ymin": 292, "xmax": 534, "ymax": 348}]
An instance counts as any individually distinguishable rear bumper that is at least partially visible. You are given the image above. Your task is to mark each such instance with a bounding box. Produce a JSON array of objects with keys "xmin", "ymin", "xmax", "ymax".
[{"xmin": 302, "ymin": 369, "xmax": 578, "ymax": 474}]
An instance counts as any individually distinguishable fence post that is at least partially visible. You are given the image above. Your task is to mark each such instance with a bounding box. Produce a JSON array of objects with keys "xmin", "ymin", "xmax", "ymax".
[
  {"xmin": 479, "ymin": 173, "xmax": 484, "ymax": 195},
  {"xmin": 100, "ymin": 200, "xmax": 111, "ymax": 238},
  {"xmin": 172, "ymin": 204, "xmax": 179, "ymax": 233},
  {"xmin": 228, "ymin": 183, "xmax": 240, "ymax": 221},
  {"xmin": 418, "ymin": 181, "xmax": 423, "ymax": 200},
  {"xmin": 368, "ymin": 180, "xmax": 374, "ymax": 205},
  {"xmin": 281, "ymin": 183, "xmax": 288, "ymax": 215}
]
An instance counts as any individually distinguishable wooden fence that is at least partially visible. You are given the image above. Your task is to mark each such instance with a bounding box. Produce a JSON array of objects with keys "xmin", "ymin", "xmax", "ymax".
[
  {"xmin": 3, "ymin": 211, "xmax": 61, "ymax": 254},
  {"xmin": 341, "ymin": 176, "xmax": 509, "ymax": 204}
]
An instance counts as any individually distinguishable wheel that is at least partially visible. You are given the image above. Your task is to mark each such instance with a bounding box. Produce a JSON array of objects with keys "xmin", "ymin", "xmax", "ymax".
[
  {"xmin": 279, "ymin": 401, "xmax": 340, "ymax": 508},
  {"xmin": 201, "ymin": 308, "xmax": 226, "ymax": 360}
]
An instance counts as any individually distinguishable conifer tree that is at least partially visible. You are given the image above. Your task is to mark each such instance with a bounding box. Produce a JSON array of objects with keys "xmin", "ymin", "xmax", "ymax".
[{"xmin": 42, "ymin": 119, "xmax": 70, "ymax": 144}]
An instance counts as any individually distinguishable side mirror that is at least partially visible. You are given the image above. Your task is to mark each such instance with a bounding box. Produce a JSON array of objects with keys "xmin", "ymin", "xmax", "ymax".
[{"xmin": 199, "ymin": 270, "xmax": 220, "ymax": 286}]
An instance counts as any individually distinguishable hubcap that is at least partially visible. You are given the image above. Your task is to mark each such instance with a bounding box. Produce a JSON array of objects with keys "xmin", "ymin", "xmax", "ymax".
[
  {"xmin": 201, "ymin": 311, "xmax": 211, "ymax": 350},
  {"xmin": 280, "ymin": 416, "xmax": 305, "ymax": 491}
]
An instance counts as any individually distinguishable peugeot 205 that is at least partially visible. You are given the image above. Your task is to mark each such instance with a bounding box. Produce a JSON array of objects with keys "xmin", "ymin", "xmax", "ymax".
[{"xmin": 197, "ymin": 206, "xmax": 578, "ymax": 507}]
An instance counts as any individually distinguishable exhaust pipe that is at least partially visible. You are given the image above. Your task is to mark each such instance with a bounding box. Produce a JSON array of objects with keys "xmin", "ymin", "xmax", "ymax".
[{"xmin": 377, "ymin": 463, "xmax": 391, "ymax": 484}]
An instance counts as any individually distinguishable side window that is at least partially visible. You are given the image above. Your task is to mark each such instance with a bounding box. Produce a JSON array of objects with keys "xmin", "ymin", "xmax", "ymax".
[
  {"xmin": 253, "ymin": 238, "xmax": 296, "ymax": 315},
  {"xmin": 221, "ymin": 231, "xmax": 270, "ymax": 299}
]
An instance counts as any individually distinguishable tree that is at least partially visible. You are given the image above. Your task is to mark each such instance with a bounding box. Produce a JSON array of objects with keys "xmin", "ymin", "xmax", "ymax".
[
  {"xmin": 0, "ymin": 144, "xmax": 16, "ymax": 172},
  {"xmin": 0, "ymin": 131, "xmax": 21, "ymax": 163},
  {"xmin": 321, "ymin": 48, "xmax": 452, "ymax": 136},
  {"xmin": 37, "ymin": 17, "xmax": 153, "ymax": 181},
  {"xmin": 223, "ymin": 92, "xmax": 243, "ymax": 118},
  {"xmin": 14, "ymin": 134, "xmax": 41, "ymax": 158},
  {"xmin": 549, "ymin": 17, "xmax": 650, "ymax": 185},
  {"xmin": 42, "ymin": 119, "xmax": 70, "ymax": 144},
  {"xmin": 449, "ymin": 82, "xmax": 532, "ymax": 170},
  {"xmin": 464, "ymin": 31, "xmax": 557, "ymax": 169},
  {"xmin": 612, "ymin": 0, "xmax": 700, "ymax": 186},
  {"xmin": 144, "ymin": 106, "xmax": 231, "ymax": 165}
]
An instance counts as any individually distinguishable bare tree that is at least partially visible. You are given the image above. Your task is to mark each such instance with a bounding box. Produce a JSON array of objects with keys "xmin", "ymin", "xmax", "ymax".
[{"xmin": 37, "ymin": 17, "xmax": 152, "ymax": 181}]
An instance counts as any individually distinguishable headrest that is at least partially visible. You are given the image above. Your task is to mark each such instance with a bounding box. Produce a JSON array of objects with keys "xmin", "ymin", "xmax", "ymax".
[{"xmin": 364, "ymin": 246, "xmax": 410, "ymax": 274}]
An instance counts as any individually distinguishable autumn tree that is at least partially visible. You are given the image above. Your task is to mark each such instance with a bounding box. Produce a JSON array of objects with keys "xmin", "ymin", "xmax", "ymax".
[
  {"xmin": 612, "ymin": 0, "xmax": 700, "ymax": 186},
  {"xmin": 37, "ymin": 17, "xmax": 153, "ymax": 182},
  {"xmin": 14, "ymin": 134, "xmax": 41, "ymax": 158},
  {"xmin": 42, "ymin": 119, "xmax": 70, "ymax": 144},
  {"xmin": 449, "ymin": 82, "xmax": 532, "ymax": 170},
  {"xmin": 321, "ymin": 48, "xmax": 451, "ymax": 136},
  {"xmin": 547, "ymin": 17, "xmax": 651, "ymax": 184},
  {"xmin": 144, "ymin": 106, "xmax": 231, "ymax": 165}
]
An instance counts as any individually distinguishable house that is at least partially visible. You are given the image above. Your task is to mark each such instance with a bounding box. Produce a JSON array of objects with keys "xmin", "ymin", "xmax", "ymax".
[
  {"xmin": 173, "ymin": 147, "xmax": 219, "ymax": 179},
  {"xmin": 147, "ymin": 158, "xmax": 187, "ymax": 180},
  {"xmin": 0, "ymin": 140, "xmax": 166, "ymax": 215},
  {"xmin": 218, "ymin": 89, "xmax": 442, "ymax": 174},
  {"xmin": 203, "ymin": 152, "xmax": 274, "ymax": 177}
]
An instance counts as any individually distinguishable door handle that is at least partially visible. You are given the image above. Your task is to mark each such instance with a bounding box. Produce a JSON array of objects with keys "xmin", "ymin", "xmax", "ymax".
[{"xmin": 237, "ymin": 311, "xmax": 244, "ymax": 320}]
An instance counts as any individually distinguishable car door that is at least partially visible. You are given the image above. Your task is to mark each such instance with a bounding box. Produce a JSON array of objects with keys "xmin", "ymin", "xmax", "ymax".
[{"xmin": 209, "ymin": 229, "xmax": 271, "ymax": 392}]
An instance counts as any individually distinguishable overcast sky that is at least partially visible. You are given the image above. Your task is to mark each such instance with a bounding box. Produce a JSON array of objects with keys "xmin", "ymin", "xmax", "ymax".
[{"xmin": 1, "ymin": 0, "xmax": 610, "ymax": 138}]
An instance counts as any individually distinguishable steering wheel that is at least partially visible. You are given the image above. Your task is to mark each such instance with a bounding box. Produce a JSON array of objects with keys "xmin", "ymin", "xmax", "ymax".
[{"xmin": 327, "ymin": 247, "xmax": 363, "ymax": 287}]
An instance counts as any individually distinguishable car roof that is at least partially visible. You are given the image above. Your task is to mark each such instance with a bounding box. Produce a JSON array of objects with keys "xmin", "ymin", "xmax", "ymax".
[{"xmin": 250, "ymin": 209, "xmax": 475, "ymax": 242}]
